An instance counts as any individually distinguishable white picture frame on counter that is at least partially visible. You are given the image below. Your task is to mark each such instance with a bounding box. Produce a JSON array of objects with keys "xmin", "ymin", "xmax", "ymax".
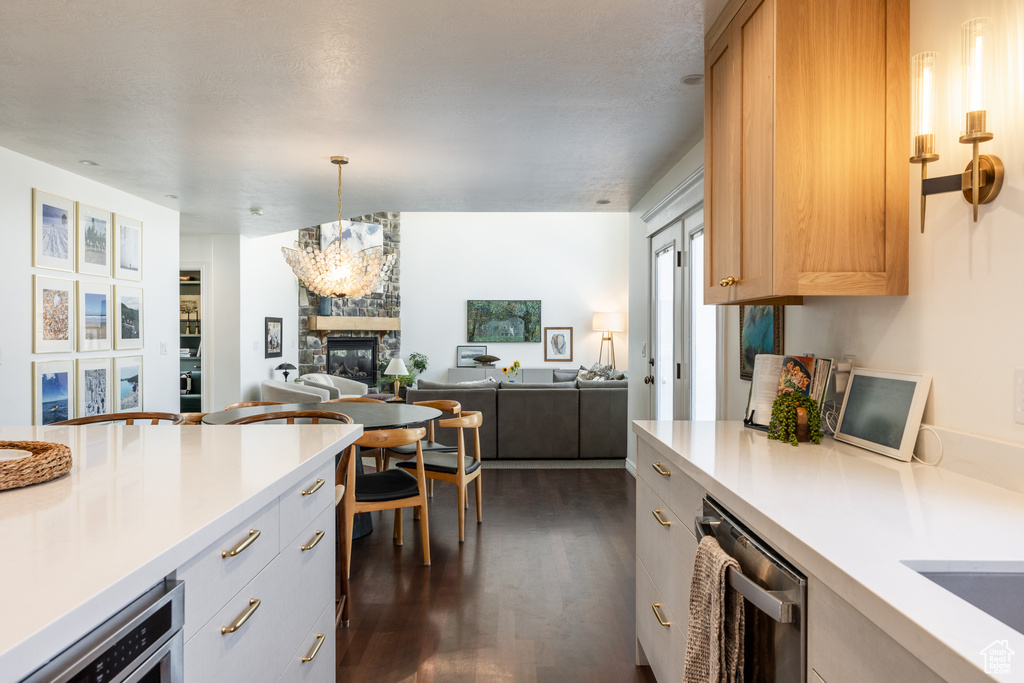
[{"xmin": 834, "ymin": 368, "xmax": 932, "ymax": 462}]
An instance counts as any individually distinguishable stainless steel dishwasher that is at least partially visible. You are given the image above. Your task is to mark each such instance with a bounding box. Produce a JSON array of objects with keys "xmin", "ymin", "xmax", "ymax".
[{"xmin": 695, "ymin": 497, "xmax": 807, "ymax": 682}]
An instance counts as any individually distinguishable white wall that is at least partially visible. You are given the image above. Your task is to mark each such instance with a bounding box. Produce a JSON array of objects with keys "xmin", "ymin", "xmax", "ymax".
[
  {"xmin": 0, "ymin": 146, "xmax": 179, "ymax": 424},
  {"xmin": 401, "ymin": 212, "xmax": 629, "ymax": 383}
]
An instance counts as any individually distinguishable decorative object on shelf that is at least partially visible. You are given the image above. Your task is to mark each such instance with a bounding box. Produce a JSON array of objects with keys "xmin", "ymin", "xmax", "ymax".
[
  {"xmin": 318, "ymin": 296, "xmax": 335, "ymax": 316},
  {"xmin": 281, "ymin": 156, "xmax": 395, "ymax": 298},
  {"xmin": 113, "ymin": 214, "xmax": 143, "ymax": 280},
  {"xmin": 467, "ymin": 300, "xmax": 541, "ymax": 343},
  {"xmin": 739, "ymin": 305, "xmax": 784, "ymax": 381},
  {"xmin": 457, "ymin": 345, "xmax": 487, "ymax": 368},
  {"xmin": 77, "ymin": 282, "xmax": 111, "ymax": 352},
  {"xmin": 265, "ymin": 317, "xmax": 283, "ymax": 359},
  {"xmin": 179, "ymin": 296, "xmax": 199, "ymax": 334},
  {"xmin": 114, "ymin": 356, "xmax": 143, "ymax": 412},
  {"xmin": 767, "ymin": 393, "xmax": 822, "ymax": 446},
  {"xmin": 472, "ymin": 354, "xmax": 499, "ymax": 367},
  {"xmin": 385, "ymin": 281, "xmax": 400, "ymax": 317},
  {"xmin": 543, "ymin": 326, "xmax": 573, "ymax": 362},
  {"xmin": 914, "ymin": 18, "xmax": 1005, "ymax": 230},
  {"xmin": 33, "ymin": 189, "xmax": 76, "ymax": 272},
  {"xmin": 114, "ymin": 285, "xmax": 143, "ymax": 350},
  {"xmin": 0, "ymin": 440, "xmax": 73, "ymax": 492},
  {"xmin": 33, "ymin": 275, "xmax": 76, "ymax": 354},
  {"xmin": 275, "ymin": 362, "xmax": 296, "ymax": 382},
  {"xmin": 501, "ymin": 360, "xmax": 521, "ymax": 382},
  {"xmin": 592, "ymin": 312, "xmax": 624, "ymax": 368},
  {"xmin": 76, "ymin": 203, "xmax": 112, "ymax": 277},
  {"xmin": 33, "ymin": 360, "xmax": 76, "ymax": 425},
  {"xmin": 384, "ymin": 357, "xmax": 408, "ymax": 396}
]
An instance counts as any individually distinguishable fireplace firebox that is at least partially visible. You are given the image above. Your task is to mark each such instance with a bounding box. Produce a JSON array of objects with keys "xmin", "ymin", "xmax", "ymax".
[{"xmin": 327, "ymin": 337, "xmax": 378, "ymax": 388}]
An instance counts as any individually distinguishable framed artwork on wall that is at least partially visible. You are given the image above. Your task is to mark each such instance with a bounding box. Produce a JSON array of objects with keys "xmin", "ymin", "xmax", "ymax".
[
  {"xmin": 543, "ymin": 327, "xmax": 573, "ymax": 362},
  {"xmin": 113, "ymin": 214, "xmax": 143, "ymax": 280},
  {"xmin": 77, "ymin": 203, "xmax": 112, "ymax": 277},
  {"xmin": 739, "ymin": 305, "xmax": 784, "ymax": 381},
  {"xmin": 114, "ymin": 355, "xmax": 143, "ymax": 412},
  {"xmin": 77, "ymin": 282, "xmax": 112, "ymax": 352},
  {"xmin": 33, "ymin": 189, "xmax": 76, "ymax": 272},
  {"xmin": 77, "ymin": 357, "xmax": 112, "ymax": 417},
  {"xmin": 114, "ymin": 285, "xmax": 144, "ymax": 350},
  {"xmin": 34, "ymin": 360, "xmax": 76, "ymax": 425},
  {"xmin": 456, "ymin": 345, "xmax": 487, "ymax": 368},
  {"xmin": 265, "ymin": 317, "xmax": 283, "ymax": 358},
  {"xmin": 34, "ymin": 275, "xmax": 76, "ymax": 353},
  {"xmin": 466, "ymin": 300, "xmax": 541, "ymax": 342}
]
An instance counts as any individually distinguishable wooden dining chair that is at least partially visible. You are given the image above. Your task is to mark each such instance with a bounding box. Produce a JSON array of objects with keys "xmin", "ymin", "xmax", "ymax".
[
  {"xmin": 337, "ymin": 427, "xmax": 430, "ymax": 582},
  {"xmin": 223, "ymin": 400, "xmax": 285, "ymax": 410},
  {"xmin": 224, "ymin": 410, "xmax": 353, "ymax": 425},
  {"xmin": 180, "ymin": 412, "xmax": 208, "ymax": 425},
  {"xmin": 335, "ymin": 478, "xmax": 350, "ymax": 628},
  {"xmin": 395, "ymin": 410, "xmax": 483, "ymax": 542},
  {"xmin": 55, "ymin": 412, "xmax": 185, "ymax": 425},
  {"xmin": 383, "ymin": 400, "xmax": 461, "ymax": 473}
]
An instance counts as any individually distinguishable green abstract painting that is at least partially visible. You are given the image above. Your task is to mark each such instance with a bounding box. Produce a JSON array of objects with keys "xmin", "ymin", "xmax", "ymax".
[{"xmin": 467, "ymin": 300, "xmax": 541, "ymax": 342}]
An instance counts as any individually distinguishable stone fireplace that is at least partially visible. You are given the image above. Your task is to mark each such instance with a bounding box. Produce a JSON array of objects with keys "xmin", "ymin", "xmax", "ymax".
[{"xmin": 327, "ymin": 337, "xmax": 378, "ymax": 388}]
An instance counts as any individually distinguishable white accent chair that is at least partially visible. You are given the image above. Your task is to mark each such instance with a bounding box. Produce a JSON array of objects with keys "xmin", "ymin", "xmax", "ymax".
[
  {"xmin": 299, "ymin": 373, "xmax": 369, "ymax": 400},
  {"xmin": 260, "ymin": 379, "xmax": 330, "ymax": 403}
]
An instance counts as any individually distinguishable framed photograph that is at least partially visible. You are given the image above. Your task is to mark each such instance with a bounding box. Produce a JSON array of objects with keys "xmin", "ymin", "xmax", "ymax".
[
  {"xmin": 265, "ymin": 317, "xmax": 283, "ymax": 358},
  {"xmin": 34, "ymin": 360, "xmax": 75, "ymax": 425},
  {"xmin": 114, "ymin": 286, "xmax": 144, "ymax": 349},
  {"xmin": 77, "ymin": 282, "xmax": 112, "ymax": 352},
  {"xmin": 113, "ymin": 214, "xmax": 143, "ymax": 280},
  {"xmin": 834, "ymin": 368, "xmax": 932, "ymax": 462},
  {"xmin": 457, "ymin": 345, "xmax": 487, "ymax": 368},
  {"xmin": 34, "ymin": 275, "xmax": 76, "ymax": 353},
  {"xmin": 77, "ymin": 357, "xmax": 112, "ymax": 417},
  {"xmin": 543, "ymin": 327, "xmax": 573, "ymax": 362},
  {"xmin": 77, "ymin": 203, "xmax": 112, "ymax": 277},
  {"xmin": 739, "ymin": 305, "xmax": 784, "ymax": 381},
  {"xmin": 467, "ymin": 300, "xmax": 541, "ymax": 342},
  {"xmin": 33, "ymin": 189, "xmax": 76, "ymax": 272},
  {"xmin": 114, "ymin": 355, "xmax": 143, "ymax": 412}
]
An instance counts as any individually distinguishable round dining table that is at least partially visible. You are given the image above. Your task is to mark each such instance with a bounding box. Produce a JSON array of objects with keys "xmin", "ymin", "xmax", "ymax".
[{"xmin": 203, "ymin": 401, "xmax": 442, "ymax": 538}]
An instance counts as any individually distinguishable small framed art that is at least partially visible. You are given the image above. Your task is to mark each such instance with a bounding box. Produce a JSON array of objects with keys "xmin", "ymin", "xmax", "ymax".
[
  {"xmin": 34, "ymin": 360, "xmax": 75, "ymax": 425},
  {"xmin": 78, "ymin": 282, "xmax": 112, "ymax": 352},
  {"xmin": 77, "ymin": 357, "xmax": 112, "ymax": 417},
  {"xmin": 34, "ymin": 275, "xmax": 76, "ymax": 353},
  {"xmin": 114, "ymin": 214, "xmax": 143, "ymax": 280},
  {"xmin": 543, "ymin": 327, "xmax": 573, "ymax": 362},
  {"xmin": 457, "ymin": 345, "xmax": 487, "ymax": 368},
  {"xmin": 265, "ymin": 317, "xmax": 283, "ymax": 358},
  {"xmin": 114, "ymin": 286, "xmax": 144, "ymax": 349},
  {"xmin": 114, "ymin": 355, "xmax": 143, "ymax": 412},
  {"xmin": 77, "ymin": 203, "xmax": 112, "ymax": 277},
  {"xmin": 739, "ymin": 305, "xmax": 784, "ymax": 381},
  {"xmin": 33, "ymin": 189, "xmax": 76, "ymax": 272}
]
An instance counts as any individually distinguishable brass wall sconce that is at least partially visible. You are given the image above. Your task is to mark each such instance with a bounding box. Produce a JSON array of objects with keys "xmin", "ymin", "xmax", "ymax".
[{"xmin": 911, "ymin": 18, "xmax": 1005, "ymax": 232}]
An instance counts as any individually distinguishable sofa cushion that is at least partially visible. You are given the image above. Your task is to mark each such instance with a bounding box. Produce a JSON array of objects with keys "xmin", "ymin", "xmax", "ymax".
[
  {"xmin": 577, "ymin": 379, "xmax": 628, "ymax": 389},
  {"xmin": 300, "ymin": 373, "xmax": 368, "ymax": 396},
  {"xmin": 577, "ymin": 362, "xmax": 614, "ymax": 381},
  {"xmin": 418, "ymin": 379, "xmax": 497, "ymax": 390},
  {"xmin": 552, "ymin": 369, "xmax": 579, "ymax": 383},
  {"xmin": 500, "ymin": 382, "xmax": 577, "ymax": 390}
]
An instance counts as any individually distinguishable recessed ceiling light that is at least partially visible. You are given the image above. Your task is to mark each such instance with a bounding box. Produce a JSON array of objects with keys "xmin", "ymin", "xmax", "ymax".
[
  {"xmin": 596, "ymin": 199, "xmax": 611, "ymax": 205},
  {"xmin": 165, "ymin": 194, "xmax": 179, "ymax": 200},
  {"xmin": 680, "ymin": 74, "xmax": 704, "ymax": 85},
  {"xmin": 78, "ymin": 159, "xmax": 100, "ymax": 166},
  {"xmin": 250, "ymin": 208, "xmax": 264, "ymax": 216}
]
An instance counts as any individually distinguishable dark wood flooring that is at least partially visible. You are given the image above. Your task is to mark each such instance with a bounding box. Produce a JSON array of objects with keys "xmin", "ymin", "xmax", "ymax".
[{"xmin": 337, "ymin": 467, "xmax": 657, "ymax": 683}]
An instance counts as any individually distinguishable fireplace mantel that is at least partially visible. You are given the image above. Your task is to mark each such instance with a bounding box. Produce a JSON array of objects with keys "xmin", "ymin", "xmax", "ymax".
[{"xmin": 308, "ymin": 316, "xmax": 400, "ymax": 344}]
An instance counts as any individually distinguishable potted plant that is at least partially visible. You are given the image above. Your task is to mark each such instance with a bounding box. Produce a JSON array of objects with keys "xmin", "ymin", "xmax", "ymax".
[{"xmin": 767, "ymin": 393, "xmax": 823, "ymax": 446}]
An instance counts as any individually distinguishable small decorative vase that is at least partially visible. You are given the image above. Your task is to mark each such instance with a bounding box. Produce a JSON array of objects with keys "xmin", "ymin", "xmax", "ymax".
[{"xmin": 318, "ymin": 297, "xmax": 335, "ymax": 316}]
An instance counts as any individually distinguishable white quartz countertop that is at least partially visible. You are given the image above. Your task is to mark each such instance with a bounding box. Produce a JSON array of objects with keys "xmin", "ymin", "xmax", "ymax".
[
  {"xmin": 633, "ymin": 420, "xmax": 1024, "ymax": 683},
  {"xmin": 0, "ymin": 423, "xmax": 360, "ymax": 683}
]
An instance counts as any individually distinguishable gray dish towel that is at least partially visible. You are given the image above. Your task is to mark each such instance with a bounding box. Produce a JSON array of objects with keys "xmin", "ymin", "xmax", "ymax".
[{"xmin": 683, "ymin": 535, "xmax": 746, "ymax": 683}]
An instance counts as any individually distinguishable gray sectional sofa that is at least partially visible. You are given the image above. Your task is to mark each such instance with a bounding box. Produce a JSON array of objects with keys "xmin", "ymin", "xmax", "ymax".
[{"xmin": 406, "ymin": 379, "xmax": 627, "ymax": 460}]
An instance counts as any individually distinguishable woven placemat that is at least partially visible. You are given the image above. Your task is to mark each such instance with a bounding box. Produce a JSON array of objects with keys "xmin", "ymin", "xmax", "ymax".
[{"xmin": 0, "ymin": 441, "xmax": 73, "ymax": 491}]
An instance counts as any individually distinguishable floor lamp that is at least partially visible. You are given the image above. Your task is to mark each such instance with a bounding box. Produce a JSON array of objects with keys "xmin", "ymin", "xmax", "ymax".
[{"xmin": 593, "ymin": 312, "xmax": 625, "ymax": 368}]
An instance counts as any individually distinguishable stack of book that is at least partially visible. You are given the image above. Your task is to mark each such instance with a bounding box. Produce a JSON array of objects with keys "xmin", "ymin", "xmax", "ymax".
[{"xmin": 744, "ymin": 354, "xmax": 833, "ymax": 429}]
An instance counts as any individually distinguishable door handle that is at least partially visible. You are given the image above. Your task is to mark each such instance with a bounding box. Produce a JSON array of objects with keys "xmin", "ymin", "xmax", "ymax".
[{"xmin": 644, "ymin": 375, "xmax": 654, "ymax": 385}]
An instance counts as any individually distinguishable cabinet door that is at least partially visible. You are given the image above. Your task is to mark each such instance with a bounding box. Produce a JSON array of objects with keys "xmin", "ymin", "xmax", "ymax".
[{"xmin": 704, "ymin": 0, "xmax": 775, "ymax": 304}]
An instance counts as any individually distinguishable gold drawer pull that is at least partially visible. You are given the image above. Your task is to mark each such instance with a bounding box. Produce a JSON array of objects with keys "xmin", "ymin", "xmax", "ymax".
[
  {"xmin": 221, "ymin": 598, "xmax": 261, "ymax": 634},
  {"xmin": 652, "ymin": 603, "xmax": 671, "ymax": 627},
  {"xmin": 301, "ymin": 529, "xmax": 325, "ymax": 551},
  {"xmin": 719, "ymin": 275, "xmax": 738, "ymax": 287},
  {"xmin": 302, "ymin": 478, "xmax": 325, "ymax": 496},
  {"xmin": 652, "ymin": 509, "xmax": 671, "ymax": 526},
  {"xmin": 652, "ymin": 462, "xmax": 671, "ymax": 477},
  {"xmin": 301, "ymin": 633, "xmax": 326, "ymax": 663},
  {"xmin": 222, "ymin": 529, "xmax": 260, "ymax": 558}
]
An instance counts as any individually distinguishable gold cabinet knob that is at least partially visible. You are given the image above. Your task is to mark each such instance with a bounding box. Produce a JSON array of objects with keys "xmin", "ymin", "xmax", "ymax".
[{"xmin": 719, "ymin": 276, "xmax": 738, "ymax": 287}]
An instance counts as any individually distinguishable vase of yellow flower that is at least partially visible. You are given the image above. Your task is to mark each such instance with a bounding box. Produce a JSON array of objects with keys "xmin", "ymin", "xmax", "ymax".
[{"xmin": 502, "ymin": 360, "xmax": 522, "ymax": 382}]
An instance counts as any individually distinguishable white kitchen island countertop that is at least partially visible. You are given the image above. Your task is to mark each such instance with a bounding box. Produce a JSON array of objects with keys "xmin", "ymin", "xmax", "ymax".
[
  {"xmin": 0, "ymin": 423, "xmax": 360, "ymax": 683},
  {"xmin": 633, "ymin": 420, "xmax": 1024, "ymax": 683}
]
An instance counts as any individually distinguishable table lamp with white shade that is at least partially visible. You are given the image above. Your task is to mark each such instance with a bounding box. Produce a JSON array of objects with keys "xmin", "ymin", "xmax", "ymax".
[
  {"xmin": 592, "ymin": 312, "xmax": 625, "ymax": 368},
  {"xmin": 384, "ymin": 357, "xmax": 408, "ymax": 396}
]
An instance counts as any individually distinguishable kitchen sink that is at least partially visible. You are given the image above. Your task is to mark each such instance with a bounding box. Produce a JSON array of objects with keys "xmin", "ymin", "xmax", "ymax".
[{"xmin": 909, "ymin": 566, "xmax": 1024, "ymax": 635}]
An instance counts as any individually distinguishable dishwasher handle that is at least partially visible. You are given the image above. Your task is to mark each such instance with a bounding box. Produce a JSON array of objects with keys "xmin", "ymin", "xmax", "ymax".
[{"xmin": 694, "ymin": 516, "xmax": 797, "ymax": 625}]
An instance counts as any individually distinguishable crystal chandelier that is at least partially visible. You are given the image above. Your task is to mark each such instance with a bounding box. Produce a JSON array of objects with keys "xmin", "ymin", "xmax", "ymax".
[{"xmin": 281, "ymin": 156, "xmax": 395, "ymax": 298}]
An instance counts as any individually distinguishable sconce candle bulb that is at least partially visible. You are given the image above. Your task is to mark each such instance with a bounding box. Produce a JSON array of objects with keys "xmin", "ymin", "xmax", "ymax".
[{"xmin": 910, "ymin": 51, "xmax": 939, "ymax": 232}]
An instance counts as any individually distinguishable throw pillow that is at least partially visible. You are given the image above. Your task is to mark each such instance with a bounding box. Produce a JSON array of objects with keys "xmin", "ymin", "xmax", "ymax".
[{"xmin": 553, "ymin": 369, "xmax": 578, "ymax": 383}]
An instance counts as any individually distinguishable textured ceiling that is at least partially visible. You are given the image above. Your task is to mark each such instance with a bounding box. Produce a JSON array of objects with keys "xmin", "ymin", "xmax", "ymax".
[{"xmin": 0, "ymin": 0, "xmax": 725, "ymax": 236}]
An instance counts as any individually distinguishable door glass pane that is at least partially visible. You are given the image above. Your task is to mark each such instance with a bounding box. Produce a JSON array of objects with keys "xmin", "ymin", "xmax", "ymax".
[
  {"xmin": 689, "ymin": 231, "xmax": 717, "ymax": 419},
  {"xmin": 655, "ymin": 246, "xmax": 674, "ymax": 420}
]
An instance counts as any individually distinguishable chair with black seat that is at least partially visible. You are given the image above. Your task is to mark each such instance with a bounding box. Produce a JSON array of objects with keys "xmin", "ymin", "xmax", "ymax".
[
  {"xmin": 338, "ymin": 427, "xmax": 430, "ymax": 581},
  {"xmin": 224, "ymin": 410, "xmax": 352, "ymax": 425},
  {"xmin": 55, "ymin": 412, "xmax": 185, "ymax": 425},
  {"xmin": 382, "ymin": 400, "xmax": 461, "ymax": 475},
  {"xmin": 395, "ymin": 410, "xmax": 483, "ymax": 543}
]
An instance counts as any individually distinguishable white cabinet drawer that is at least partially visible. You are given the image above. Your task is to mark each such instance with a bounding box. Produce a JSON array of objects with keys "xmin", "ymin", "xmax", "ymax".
[
  {"xmin": 184, "ymin": 553, "xmax": 290, "ymax": 682},
  {"xmin": 637, "ymin": 478, "xmax": 698, "ymax": 618},
  {"xmin": 277, "ymin": 600, "xmax": 336, "ymax": 683},
  {"xmin": 179, "ymin": 499, "xmax": 280, "ymax": 641},
  {"xmin": 280, "ymin": 460, "xmax": 335, "ymax": 548},
  {"xmin": 637, "ymin": 441, "xmax": 705, "ymax": 526},
  {"xmin": 636, "ymin": 557, "xmax": 686, "ymax": 683}
]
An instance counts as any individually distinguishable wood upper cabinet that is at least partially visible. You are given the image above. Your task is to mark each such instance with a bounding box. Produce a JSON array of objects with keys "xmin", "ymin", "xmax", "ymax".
[{"xmin": 703, "ymin": 0, "xmax": 909, "ymax": 305}]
